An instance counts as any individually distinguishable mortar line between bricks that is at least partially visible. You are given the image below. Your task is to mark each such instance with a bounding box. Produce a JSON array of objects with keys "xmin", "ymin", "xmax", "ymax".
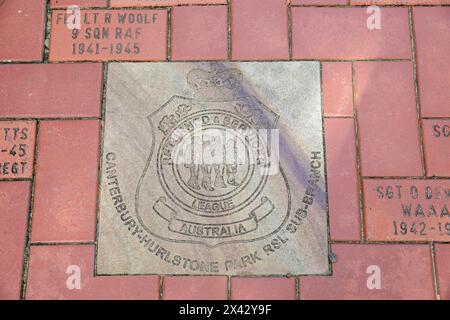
[
  {"xmin": 49, "ymin": 7, "xmax": 171, "ymax": 12},
  {"xmin": 0, "ymin": 58, "xmax": 413, "ymax": 64},
  {"xmin": 50, "ymin": 6, "xmax": 110, "ymax": 10},
  {"xmin": 159, "ymin": 276, "xmax": 164, "ymax": 300},
  {"xmin": 319, "ymin": 62, "xmax": 333, "ymax": 276},
  {"xmin": 0, "ymin": 178, "xmax": 33, "ymax": 182},
  {"xmin": 324, "ymin": 115, "xmax": 355, "ymax": 119},
  {"xmin": 167, "ymin": 7, "xmax": 172, "ymax": 62},
  {"xmin": 43, "ymin": 1, "xmax": 52, "ymax": 64},
  {"xmin": 93, "ymin": 63, "xmax": 109, "ymax": 277},
  {"xmin": 96, "ymin": 272, "xmax": 338, "ymax": 277},
  {"xmin": 287, "ymin": 2, "xmax": 293, "ymax": 61},
  {"xmin": 293, "ymin": 58, "xmax": 413, "ymax": 62},
  {"xmin": 351, "ymin": 62, "xmax": 366, "ymax": 242},
  {"xmin": 227, "ymin": 0, "xmax": 231, "ymax": 61},
  {"xmin": 227, "ymin": 275, "xmax": 231, "ymax": 300},
  {"xmin": 408, "ymin": 7, "xmax": 427, "ymax": 177},
  {"xmin": 46, "ymin": 4, "xmax": 450, "ymax": 9},
  {"xmin": 295, "ymin": 277, "xmax": 300, "ymax": 300},
  {"xmin": 19, "ymin": 120, "xmax": 40, "ymax": 300},
  {"xmin": 290, "ymin": 4, "xmax": 450, "ymax": 8},
  {"xmin": 97, "ymin": 272, "xmax": 204, "ymax": 276},
  {"xmin": 430, "ymin": 243, "xmax": 441, "ymax": 300},
  {"xmin": 228, "ymin": 275, "xmax": 300, "ymax": 279},
  {"xmin": 30, "ymin": 241, "xmax": 96, "ymax": 246},
  {"xmin": 363, "ymin": 176, "xmax": 450, "ymax": 179},
  {"xmin": 422, "ymin": 117, "xmax": 450, "ymax": 120},
  {"xmin": 331, "ymin": 240, "xmax": 450, "ymax": 245},
  {"xmin": 41, "ymin": 0, "xmax": 50, "ymax": 63},
  {"xmin": 0, "ymin": 117, "xmax": 102, "ymax": 121},
  {"xmin": 163, "ymin": 274, "xmax": 229, "ymax": 277}
]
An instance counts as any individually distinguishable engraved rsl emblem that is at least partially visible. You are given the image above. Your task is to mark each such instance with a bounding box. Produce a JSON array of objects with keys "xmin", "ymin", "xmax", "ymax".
[{"xmin": 136, "ymin": 64, "xmax": 291, "ymax": 247}]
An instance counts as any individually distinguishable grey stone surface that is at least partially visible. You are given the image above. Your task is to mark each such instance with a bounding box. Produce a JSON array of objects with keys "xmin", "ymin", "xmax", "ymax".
[{"xmin": 97, "ymin": 62, "xmax": 329, "ymax": 275}]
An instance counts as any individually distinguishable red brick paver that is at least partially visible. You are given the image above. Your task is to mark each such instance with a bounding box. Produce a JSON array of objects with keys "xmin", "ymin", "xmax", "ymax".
[
  {"xmin": 231, "ymin": 277, "xmax": 296, "ymax": 300},
  {"xmin": 355, "ymin": 61, "xmax": 422, "ymax": 177},
  {"xmin": 292, "ymin": 0, "xmax": 347, "ymax": 4},
  {"xmin": 0, "ymin": 121, "xmax": 36, "ymax": 179},
  {"xmin": 322, "ymin": 63, "xmax": 354, "ymax": 117},
  {"xmin": 31, "ymin": 121, "xmax": 100, "ymax": 243},
  {"xmin": 0, "ymin": 182, "xmax": 30, "ymax": 300},
  {"xmin": 292, "ymin": 8, "xmax": 411, "ymax": 60},
  {"xmin": 0, "ymin": 64, "xmax": 103, "ymax": 118},
  {"xmin": 26, "ymin": 245, "xmax": 159, "ymax": 299},
  {"xmin": 413, "ymin": 8, "xmax": 450, "ymax": 117},
  {"xmin": 300, "ymin": 244, "xmax": 435, "ymax": 300},
  {"xmin": 231, "ymin": 0, "xmax": 289, "ymax": 60},
  {"xmin": 50, "ymin": 0, "xmax": 108, "ymax": 8},
  {"xmin": 171, "ymin": 6, "xmax": 228, "ymax": 61},
  {"xmin": 363, "ymin": 179, "xmax": 450, "ymax": 242},
  {"xmin": 164, "ymin": 276, "xmax": 228, "ymax": 300},
  {"xmin": 435, "ymin": 244, "xmax": 450, "ymax": 300},
  {"xmin": 422, "ymin": 120, "xmax": 450, "ymax": 177},
  {"xmin": 0, "ymin": 0, "xmax": 46, "ymax": 62},
  {"xmin": 324, "ymin": 119, "xmax": 361, "ymax": 241},
  {"xmin": 49, "ymin": 9, "xmax": 167, "ymax": 62},
  {"xmin": 351, "ymin": 0, "xmax": 450, "ymax": 5}
]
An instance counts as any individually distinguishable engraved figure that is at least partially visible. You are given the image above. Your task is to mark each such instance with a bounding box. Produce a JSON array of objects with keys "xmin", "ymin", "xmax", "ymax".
[
  {"xmin": 213, "ymin": 164, "xmax": 227, "ymax": 188},
  {"xmin": 226, "ymin": 164, "xmax": 239, "ymax": 186},
  {"xmin": 201, "ymin": 164, "xmax": 214, "ymax": 191},
  {"xmin": 185, "ymin": 164, "xmax": 200, "ymax": 190}
]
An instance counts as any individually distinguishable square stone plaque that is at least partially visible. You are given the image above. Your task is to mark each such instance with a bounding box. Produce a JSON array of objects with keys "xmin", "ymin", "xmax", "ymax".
[{"xmin": 97, "ymin": 62, "xmax": 330, "ymax": 276}]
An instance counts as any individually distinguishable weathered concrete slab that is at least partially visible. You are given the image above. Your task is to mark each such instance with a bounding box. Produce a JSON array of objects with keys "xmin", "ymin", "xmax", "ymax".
[{"xmin": 97, "ymin": 62, "xmax": 329, "ymax": 275}]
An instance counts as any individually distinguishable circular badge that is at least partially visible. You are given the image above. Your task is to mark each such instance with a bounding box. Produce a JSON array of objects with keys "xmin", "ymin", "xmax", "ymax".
[{"xmin": 157, "ymin": 109, "xmax": 270, "ymax": 218}]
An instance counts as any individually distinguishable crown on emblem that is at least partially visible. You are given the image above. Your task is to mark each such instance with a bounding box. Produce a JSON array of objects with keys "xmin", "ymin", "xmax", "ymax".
[
  {"xmin": 158, "ymin": 104, "xmax": 192, "ymax": 135},
  {"xmin": 187, "ymin": 64, "xmax": 244, "ymax": 101}
]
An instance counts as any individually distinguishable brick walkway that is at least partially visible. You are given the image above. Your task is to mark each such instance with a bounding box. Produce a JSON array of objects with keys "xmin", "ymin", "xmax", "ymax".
[{"xmin": 0, "ymin": 0, "xmax": 449, "ymax": 300}]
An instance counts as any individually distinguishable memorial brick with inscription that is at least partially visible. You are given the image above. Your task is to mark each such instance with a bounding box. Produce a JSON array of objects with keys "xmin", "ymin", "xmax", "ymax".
[
  {"xmin": 364, "ymin": 179, "xmax": 450, "ymax": 241},
  {"xmin": 422, "ymin": 120, "xmax": 450, "ymax": 177},
  {"xmin": 97, "ymin": 62, "xmax": 329, "ymax": 276},
  {"xmin": 49, "ymin": 9, "xmax": 167, "ymax": 62},
  {"xmin": 0, "ymin": 121, "xmax": 36, "ymax": 179}
]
